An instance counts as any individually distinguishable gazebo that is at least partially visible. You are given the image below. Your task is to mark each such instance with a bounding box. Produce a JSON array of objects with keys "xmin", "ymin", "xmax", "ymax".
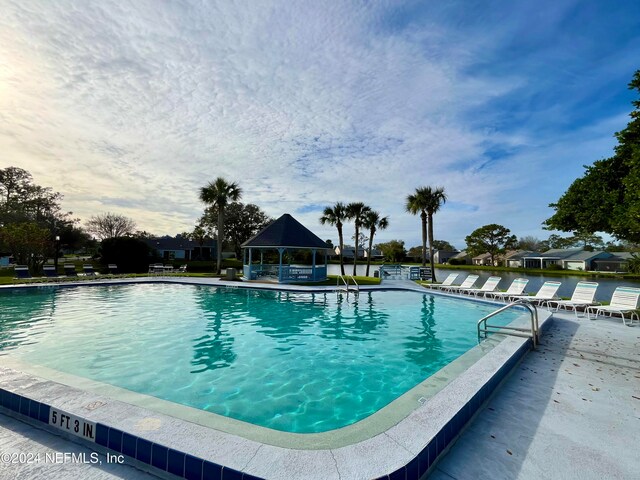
[{"xmin": 241, "ymin": 213, "xmax": 331, "ymax": 283}]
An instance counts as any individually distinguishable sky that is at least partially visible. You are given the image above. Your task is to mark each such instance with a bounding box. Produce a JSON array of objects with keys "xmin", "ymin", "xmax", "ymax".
[{"xmin": 1, "ymin": 0, "xmax": 639, "ymax": 249}]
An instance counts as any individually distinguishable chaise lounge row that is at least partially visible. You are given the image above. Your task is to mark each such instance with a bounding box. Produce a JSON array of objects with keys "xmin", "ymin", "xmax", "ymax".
[{"xmin": 424, "ymin": 273, "xmax": 640, "ymax": 326}]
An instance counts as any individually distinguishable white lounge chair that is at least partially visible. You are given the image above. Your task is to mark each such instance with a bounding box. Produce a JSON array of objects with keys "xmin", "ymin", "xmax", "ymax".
[
  {"xmin": 460, "ymin": 276, "xmax": 502, "ymax": 297},
  {"xmin": 585, "ymin": 286, "xmax": 640, "ymax": 326},
  {"xmin": 508, "ymin": 281, "xmax": 562, "ymax": 304},
  {"xmin": 545, "ymin": 281, "xmax": 599, "ymax": 317},
  {"xmin": 424, "ymin": 273, "xmax": 458, "ymax": 289},
  {"xmin": 442, "ymin": 274, "xmax": 479, "ymax": 293},
  {"xmin": 485, "ymin": 278, "xmax": 529, "ymax": 300}
]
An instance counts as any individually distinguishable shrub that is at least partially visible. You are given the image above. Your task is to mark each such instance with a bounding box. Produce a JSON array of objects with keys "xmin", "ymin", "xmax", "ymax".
[{"xmin": 545, "ymin": 263, "xmax": 564, "ymax": 270}]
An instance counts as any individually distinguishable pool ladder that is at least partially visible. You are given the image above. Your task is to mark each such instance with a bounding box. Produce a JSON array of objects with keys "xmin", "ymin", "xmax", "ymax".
[
  {"xmin": 336, "ymin": 275, "xmax": 359, "ymax": 300},
  {"xmin": 477, "ymin": 300, "xmax": 539, "ymax": 348}
]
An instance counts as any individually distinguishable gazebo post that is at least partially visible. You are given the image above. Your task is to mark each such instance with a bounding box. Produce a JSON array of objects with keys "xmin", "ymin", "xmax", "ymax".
[
  {"xmin": 311, "ymin": 249, "xmax": 316, "ymax": 281},
  {"xmin": 278, "ymin": 248, "xmax": 284, "ymax": 282},
  {"xmin": 248, "ymin": 248, "xmax": 253, "ymax": 280}
]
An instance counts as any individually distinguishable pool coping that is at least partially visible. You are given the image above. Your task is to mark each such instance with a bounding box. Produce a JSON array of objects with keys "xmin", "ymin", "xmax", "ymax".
[{"xmin": 0, "ymin": 277, "xmax": 553, "ymax": 479}]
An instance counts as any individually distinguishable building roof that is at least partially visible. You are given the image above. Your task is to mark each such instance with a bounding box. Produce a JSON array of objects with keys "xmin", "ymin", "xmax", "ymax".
[
  {"xmin": 523, "ymin": 248, "xmax": 584, "ymax": 259},
  {"xmin": 561, "ymin": 250, "xmax": 612, "ymax": 262},
  {"xmin": 505, "ymin": 250, "xmax": 540, "ymax": 260},
  {"xmin": 472, "ymin": 252, "xmax": 492, "ymax": 260},
  {"xmin": 452, "ymin": 251, "xmax": 470, "ymax": 259},
  {"xmin": 242, "ymin": 213, "xmax": 331, "ymax": 250}
]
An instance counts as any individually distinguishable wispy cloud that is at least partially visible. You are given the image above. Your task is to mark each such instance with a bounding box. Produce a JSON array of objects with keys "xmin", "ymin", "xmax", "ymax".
[{"xmin": 1, "ymin": 1, "xmax": 638, "ymax": 246}]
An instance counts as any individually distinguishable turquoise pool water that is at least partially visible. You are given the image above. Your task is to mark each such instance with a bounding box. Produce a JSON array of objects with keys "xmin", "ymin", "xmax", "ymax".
[{"xmin": 0, "ymin": 284, "xmax": 519, "ymax": 433}]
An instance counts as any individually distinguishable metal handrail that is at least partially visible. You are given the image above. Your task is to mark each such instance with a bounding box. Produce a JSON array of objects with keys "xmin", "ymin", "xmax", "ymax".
[
  {"xmin": 477, "ymin": 300, "xmax": 539, "ymax": 348},
  {"xmin": 336, "ymin": 274, "xmax": 359, "ymax": 299}
]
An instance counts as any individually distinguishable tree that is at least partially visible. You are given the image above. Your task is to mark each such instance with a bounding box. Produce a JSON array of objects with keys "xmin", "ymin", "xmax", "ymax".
[
  {"xmin": 465, "ymin": 224, "xmax": 518, "ymax": 266},
  {"xmin": 518, "ymin": 235, "xmax": 544, "ymax": 251},
  {"xmin": 362, "ymin": 210, "xmax": 389, "ymax": 276},
  {"xmin": 85, "ymin": 213, "xmax": 136, "ymax": 240},
  {"xmin": 545, "ymin": 70, "xmax": 640, "ymax": 243},
  {"xmin": 543, "ymin": 234, "xmax": 574, "ymax": 250},
  {"xmin": 201, "ymin": 202, "xmax": 272, "ymax": 258},
  {"xmin": 320, "ymin": 202, "xmax": 348, "ymax": 275},
  {"xmin": 199, "ymin": 177, "xmax": 242, "ymax": 274},
  {"xmin": 346, "ymin": 202, "xmax": 372, "ymax": 275},
  {"xmin": 432, "ymin": 240, "xmax": 456, "ymax": 251},
  {"xmin": 406, "ymin": 186, "xmax": 447, "ymax": 281},
  {"xmin": 376, "ymin": 240, "xmax": 406, "ymax": 262},
  {"xmin": 0, "ymin": 222, "xmax": 51, "ymax": 272}
]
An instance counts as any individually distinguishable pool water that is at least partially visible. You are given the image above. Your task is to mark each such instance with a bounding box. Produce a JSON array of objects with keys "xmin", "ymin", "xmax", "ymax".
[{"xmin": 0, "ymin": 284, "xmax": 519, "ymax": 433}]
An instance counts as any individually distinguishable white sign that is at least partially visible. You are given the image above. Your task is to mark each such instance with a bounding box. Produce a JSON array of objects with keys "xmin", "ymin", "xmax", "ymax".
[{"xmin": 49, "ymin": 408, "xmax": 96, "ymax": 442}]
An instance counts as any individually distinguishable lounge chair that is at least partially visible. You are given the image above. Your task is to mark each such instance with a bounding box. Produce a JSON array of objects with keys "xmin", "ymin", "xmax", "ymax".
[
  {"xmin": 507, "ymin": 281, "xmax": 562, "ymax": 304},
  {"xmin": 14, "ymin": 265, "xmax": 32, "ymax": 279},
  {"xmin": 585, "ymin": 286, "xmax": 640, "ymax": 326},
  {"xmin": 485, "ymin": 278, "xmax": 529, "ymax": 300},
  {"xmin": 148, "ymin": 263, "xmax": 163, "ymax": 275},
  {"xmin": 459, "ymin": 276, "xmax": 502, "ymax": 297},
  {"xmin": 108, "ymin": 264, "xmax": 119, "ymax": 275},
  {"xmin": 64, "ymin": 264, "xmax": 78, "ymax": 277},
  {"xmin": 442, "ymin": 274, "xmax": 479, "ymax": 293},
  {"xmin": 43, "ymin": 265, "xmax": 59, "ymax": 279},
  {"xmin": 177, "ymin": 264, "xmax": 187, "ymax": 273},
  {"xmin": 83, "ymin": 264, "xmax": 96, "ymax": 276},
  {"xmin": 424, "ymin": 273, "xmax": 458, "ymax": 289},
  {"xmin": 545, "ymin": 281, "xmax": 599, "ymax": 317}
]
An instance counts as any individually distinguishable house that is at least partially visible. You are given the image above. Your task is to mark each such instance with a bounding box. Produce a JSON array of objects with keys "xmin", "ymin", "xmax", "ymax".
[
  {"xmin": 450, "ymin": 250, "xmax": 472, "ymax": 265},
  {"xmin": 591, "ymin": 252, "xmax": 634, "ymax": 272},
  {"xmin": 504, "ymin": 250, "xmax": 540, "ymax": 268},
  {"xmin": 364, "ymin": 248, "xmax": 384, "ymax": 260},
  {"xmin": 521, "ymin": 248, "xmax": 614, "ymax": 271},
  {"xmin": 334, "ymin": 245, "xmax": 365, "ymax": 260},
  {"xmin": 0, "ymin": 255, "xmax": 12, "ymax": 267},
  {"xmin": 146, "ymin": 236, "xmax": 216, "ymax": 261},
  {"xmin": 472, "ymin": 253, "xmax": 493, "ymax": 266},
  {"xmin": 434, "ymin": 250, "xmax": 460, "ymax": 264}
]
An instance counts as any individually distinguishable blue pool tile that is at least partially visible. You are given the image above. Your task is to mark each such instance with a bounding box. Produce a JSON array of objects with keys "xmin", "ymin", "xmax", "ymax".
[
  {"xmin": 95, "ymin": 424, "xmax": 109, "ymax": 447},
  {"xmin": 28, "ymin": 399, "xmax": 40, "ymax": 419},
  {"xmin": 19, "ymin": 396, "xmax": 30, "ymax": 416},
  {"xmin": 222, "ymin": 466, "xmax": 243, "ymax": 480},
  {"xmin": 108, "ymin": 428, "xmax": 123, "ymax": 453},
  {"xmin": 8, "ymin": 392, "xmax": 20, "ymax": 412},
  {"xmin": 406, "ymin": 456, "xmax": 420, "ymax": 480},
  {"xmin": 136, "ymin": 438, "xmax": 152, "ymax": 464},
  {"xmin": 0, "ymin": 389, "xmax": 7, "ymax": 408},
  {"xmin": 151, "ymin": 444, "xmax": 168, "ymax": 471},
  {"xmin": 388, "ymin": 466, "xmax": 406, "ymax": 480},
  {"xmin": 184, "ymin": 454, "xmax": 203, "ymax": 480},
  {"xmin": 242, "ymin": 473, "xmax": 264, "ymax": 480},
  {"xmin": 38, "ymin": 403, "xmax": 50, "ymax": 423},
  {"xmin": 435, "ymin": 431, "xmax": 445, "ymax": 458},
  {"xmin": 202, "ymin": 460, "xmax": 223, "ymax": 480},
  {"xmin": 167, "ymin": 449, "xmax": 185, "ymax": 477},
  {"xmin": 121, "ymin": 433, "xmax": 137, "ymax": 458}
]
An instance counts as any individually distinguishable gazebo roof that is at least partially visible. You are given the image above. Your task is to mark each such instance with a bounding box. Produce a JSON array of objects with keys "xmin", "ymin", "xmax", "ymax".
[{"xmin": 241, "ymin": 213, "xmax": 331, "ymax": 250}]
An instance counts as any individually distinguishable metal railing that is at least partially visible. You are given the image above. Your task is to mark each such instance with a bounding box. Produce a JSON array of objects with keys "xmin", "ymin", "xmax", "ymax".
[
  {"xmin": 336, "ymin": 274, "xmax": 359, "ymax": 299},
  {"xmin": 477, "ymin": 300, "xmax": 539, "ymax": 348}
]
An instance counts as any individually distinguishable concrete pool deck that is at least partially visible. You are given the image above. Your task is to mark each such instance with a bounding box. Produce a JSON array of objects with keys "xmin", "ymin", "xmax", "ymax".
[{"xmin": 0, "ymin": 280, "xmax": 640, "ymax": 479}]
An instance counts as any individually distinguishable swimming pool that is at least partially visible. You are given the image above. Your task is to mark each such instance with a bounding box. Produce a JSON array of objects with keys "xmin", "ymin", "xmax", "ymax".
[{"xmin": 0, "ymin": 283, "xmax": 519, "ymax": 433}]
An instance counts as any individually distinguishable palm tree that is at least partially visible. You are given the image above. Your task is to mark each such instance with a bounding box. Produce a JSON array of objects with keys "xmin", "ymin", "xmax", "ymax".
[
  {"xmin": 362, "ymin": 210, "xmax": 389, "ymax": 277},
  {"xmin": 425, "ymin": 187, "xmax": 447, "ymax": 282},
  {"xmin": 199, "ymin": 177, "xmax": 242, "ymax": 274},
  {"xmin": 406, "ymin": 186, "xmax": 447, "ymax": 281},
  {"xmin": 345, "ymin": 202, "xmax": 372, "ymax": 276},
  {"xmin": 320, "ymin": 202, "xmax": 347, "ymax": 275}
]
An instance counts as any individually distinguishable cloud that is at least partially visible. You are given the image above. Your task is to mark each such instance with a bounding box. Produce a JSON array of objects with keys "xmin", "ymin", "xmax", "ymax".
[{"xmin": 0, "ymin": 0, "xmax": 638, "ymax": 248}]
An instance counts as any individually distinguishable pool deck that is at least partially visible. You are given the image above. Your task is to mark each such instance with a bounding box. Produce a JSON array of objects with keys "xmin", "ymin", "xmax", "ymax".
[
  {"xmin": 430, "ymin": 311, "xmax": 640, "ymax": 480},
  {"xmin": 1, "ymin": 278, "xmax": 638, "ymax": 479}
]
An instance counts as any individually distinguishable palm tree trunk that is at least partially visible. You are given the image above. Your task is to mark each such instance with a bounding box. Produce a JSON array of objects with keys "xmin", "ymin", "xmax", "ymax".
[
  {"xmin": 366, "ymin": 227, "xmax": 374, "ymax": 277},
  {"xmin": 421, "ymin": 211, "xmax": 427, "ymax": 267},
  {"xmin": 428, "ymin": 213, "xmax": 437, "ymax": 282},
  {"xmin": 353, "ymin": 225, "xmax": 358, "ymax": 276},
  {"xmin": 217, "ymin": 208, "xmax": 224, "ymax": 274},
  {"xmin": 338, "ymin": 225, "xmax": 345, "ymax": 275}
]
